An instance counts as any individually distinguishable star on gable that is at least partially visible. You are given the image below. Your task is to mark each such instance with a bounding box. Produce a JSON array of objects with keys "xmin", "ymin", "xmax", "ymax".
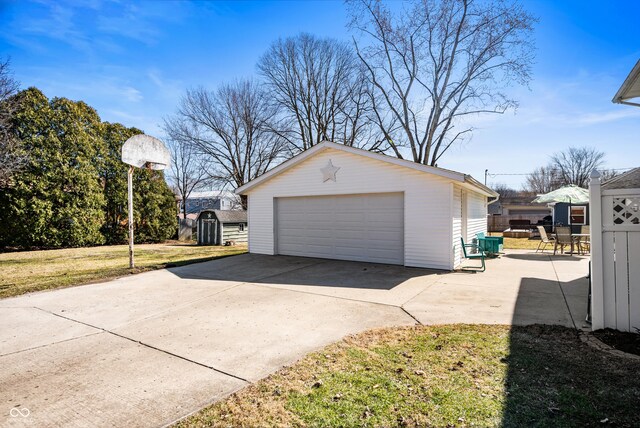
[{"xmin": 321, "ymin": 160, "xmax": 340, "ymax": 182}]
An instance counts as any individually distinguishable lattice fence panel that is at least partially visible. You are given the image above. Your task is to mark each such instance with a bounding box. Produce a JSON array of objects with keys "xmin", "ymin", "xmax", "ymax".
[{"xmin": 613, "ymin": 197, "xmax": 640, "ymax": 225}]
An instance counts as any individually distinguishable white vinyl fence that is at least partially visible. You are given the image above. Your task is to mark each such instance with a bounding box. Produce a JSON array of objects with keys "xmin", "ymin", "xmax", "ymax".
[{"xmin": 590, "ymin": 171, "xmax": 640, "ymax": 332}]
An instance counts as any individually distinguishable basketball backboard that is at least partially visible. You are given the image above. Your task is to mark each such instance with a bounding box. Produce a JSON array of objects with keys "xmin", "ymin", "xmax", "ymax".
[{"xmin": 121, "ymin": 134, "xmax": 170, "ymax": 170}]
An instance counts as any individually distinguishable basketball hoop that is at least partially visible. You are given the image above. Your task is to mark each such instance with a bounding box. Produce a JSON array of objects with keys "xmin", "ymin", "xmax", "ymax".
[{"xmin": 121, "ymin": 134, "xmax": 170, "ymax": 268}]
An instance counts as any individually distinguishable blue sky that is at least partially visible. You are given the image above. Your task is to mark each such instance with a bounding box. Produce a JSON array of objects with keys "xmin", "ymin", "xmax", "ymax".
[{"xmin": 1, "ymin": 0, "xmax": 639, "ymax": 188}]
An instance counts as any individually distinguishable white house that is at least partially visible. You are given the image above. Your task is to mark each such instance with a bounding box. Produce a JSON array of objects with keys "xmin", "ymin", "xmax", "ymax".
[{"xmin": 235, "ymin": 141, "xmax": 497, "ymax": 270}]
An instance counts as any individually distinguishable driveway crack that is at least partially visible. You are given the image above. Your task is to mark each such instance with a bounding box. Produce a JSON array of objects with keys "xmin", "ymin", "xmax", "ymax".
[
  {"xmin": 0, "ymin": 331, "xmax": 103, "ymax": 357},
  {"xmin": 32, "ymin": 306, "xmax": 250, "ymax": 384},
  {"xmin": 400, "ymin": 307, "xmax": 423, "ymax": 325}
]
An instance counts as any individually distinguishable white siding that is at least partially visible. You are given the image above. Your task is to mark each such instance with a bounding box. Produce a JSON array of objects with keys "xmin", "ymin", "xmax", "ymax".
[
  {"xmin": 451, "ymin": 185, "xmax": 488, "ymax": 268},
  {"xmin": 246, "ymin": 148, "xmax": 454, "ymax": 270},
  {"xmin": 466, "ymin": 191, "xmax": 488, "ymax": 241},
  {"xmin": 452, "ymin": 185, "xmax": 462, "ymax": 268}
]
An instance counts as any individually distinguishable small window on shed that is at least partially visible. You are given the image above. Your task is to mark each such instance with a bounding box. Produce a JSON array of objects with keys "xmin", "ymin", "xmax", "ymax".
[
  {"xmin": 569, "ymin": 206, "xmax": 586, "ymax": 225},
  {"xmin": 239, "ymin": 223, "xmax": 245, "ymax": 231}
]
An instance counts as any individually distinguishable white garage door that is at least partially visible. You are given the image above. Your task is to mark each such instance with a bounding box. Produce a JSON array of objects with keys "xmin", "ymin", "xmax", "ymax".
[{"xmin": 275, "ymin": 193, "xmax": 404, "ymax": 265}]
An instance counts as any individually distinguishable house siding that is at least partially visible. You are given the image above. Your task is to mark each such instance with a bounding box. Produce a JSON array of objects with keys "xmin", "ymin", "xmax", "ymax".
[
  {"xmin": 452, "ymin": 185, "xmax": 463, "ymax": 268},
  {"xmin": 246, "ymin": 148, "xmax": 454, "ymax": 270},
  {"xmin": 221, "ymin": 223, "xmax": 248, "ymax": 243},
  {"xmin": 467, "ymin": 191, "xmax": 488, "ymax": 241},
  {"xmin": 451, "ymin": 185, "xmax": 488, "ymax": 268}
]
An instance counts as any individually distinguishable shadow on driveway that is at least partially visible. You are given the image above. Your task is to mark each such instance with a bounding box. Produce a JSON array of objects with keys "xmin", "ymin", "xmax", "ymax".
[{"xmin": 167, "ymin": 253, "xmax": 442, "ymax": 291}]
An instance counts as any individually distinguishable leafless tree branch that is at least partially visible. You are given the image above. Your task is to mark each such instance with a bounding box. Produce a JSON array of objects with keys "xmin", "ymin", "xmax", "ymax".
[
  {"xmin": 347, "ymin": 0, "xmax": 535, "ymax": 166},
  {"xmin": 0, "ymin": 57, "xmax": 24, "ymax": 188},
  {"xmin": 163, "ymin": 80, "xmax": 287, "ymax": 209}
]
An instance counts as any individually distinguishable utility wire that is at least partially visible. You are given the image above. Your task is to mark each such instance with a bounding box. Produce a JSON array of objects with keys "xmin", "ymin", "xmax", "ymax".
[{"xmin": 487, "ymin": 166, "xmax": 635, "ymax": 178}]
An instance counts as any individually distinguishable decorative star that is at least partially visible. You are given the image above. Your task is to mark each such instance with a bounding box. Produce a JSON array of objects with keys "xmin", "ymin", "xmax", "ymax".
[{"xmin": 321, "ymin": 160, "xmax": 340, "ymax": 182}]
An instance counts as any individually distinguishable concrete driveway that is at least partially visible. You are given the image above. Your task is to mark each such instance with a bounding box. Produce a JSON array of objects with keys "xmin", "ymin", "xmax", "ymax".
[{"xmin": 0, "ymin": 250, "xmax": 589, "ymax": 427}]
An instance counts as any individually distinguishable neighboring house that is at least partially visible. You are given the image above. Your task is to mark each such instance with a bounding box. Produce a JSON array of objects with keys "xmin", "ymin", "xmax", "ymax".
[
  {"xmin": 550, "ymin": 202, "xmax": 589, "ymax": 233},
  {"xmin": 489, "ymin": 196, "xmax": 550, "ymax": 216},
  {"xmin": 178, "ymin": 191, "xmax": 240, "ymax": 215},
  {"xmin": 235, "ymin": 141, "xmax": 497, "ymax": 270},
  {"xmin": 487, "ymin": 195, "xmax": 551, "ymax": 232},
  {"xmin": 196, "ymin": 210, "xmax": 248, "ymax": 245}
]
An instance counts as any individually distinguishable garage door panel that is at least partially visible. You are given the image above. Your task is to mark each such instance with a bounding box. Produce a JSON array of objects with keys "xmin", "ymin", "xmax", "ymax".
[{"xmin": 276, "ymin": 193, "xmax": 404, "ymax": 265}]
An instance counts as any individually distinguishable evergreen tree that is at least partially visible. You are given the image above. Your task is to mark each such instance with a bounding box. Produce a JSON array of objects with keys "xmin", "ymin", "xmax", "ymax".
[
  {"xmin": 0, "ymin": 88, "xmax": 178, "ymax": 248},
  {"xmin": 100, "ymin": 122, "xmax": 177, "ymax": 244},
  {"xmin": 0, "ymin": 88, "xmax": 106, "ymax": 247},
  {"xmin": 100, "ymin": 122, "xmax": 141, "ymax": 244},
  {"xmin": 132, "ymin": 168, "xmax": 177, "ymax": 243}
]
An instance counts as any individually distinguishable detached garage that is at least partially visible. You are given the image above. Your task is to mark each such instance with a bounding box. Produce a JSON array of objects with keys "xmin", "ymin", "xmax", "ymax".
[{"xmin": 235, "ymin": 141, "xmax": 497, "ymax": 270}]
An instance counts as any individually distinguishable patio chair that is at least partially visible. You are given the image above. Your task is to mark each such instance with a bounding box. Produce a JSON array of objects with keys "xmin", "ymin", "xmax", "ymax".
[
  {"xmin": 554, "ymin": 226, "xmax": 573, "ymax": 255},
  {"xmin": 460, "ymin": 237, "xmax": 486, "ymax": 272},
  {"xmin": 536, "ymin": 226, "xmax": 555, "ymax": 253},
  {"xmin": 579, "ymin": 225, "xmax": 591, "ymax": 254}
]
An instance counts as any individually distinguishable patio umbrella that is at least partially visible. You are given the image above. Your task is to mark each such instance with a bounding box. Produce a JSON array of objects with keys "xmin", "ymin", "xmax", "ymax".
[
  {"xmin": 532, "ymin": 185, "xmax": 589, "ymax": 228},
  {"xmin": 532, "ymin": 185, "xmax": 589, "ymax": 204}
]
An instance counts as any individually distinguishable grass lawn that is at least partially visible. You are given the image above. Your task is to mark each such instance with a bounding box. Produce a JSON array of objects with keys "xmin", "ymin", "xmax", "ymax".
[
  {"xmin": 0, "ymin": 242, "xmax": 247, "ymax": 299},
  {"xmin": 176, "ymin": 324, "xmax": 640, "ymax": 428},
  {"xmin": 488, "ymin": 232, "xmax": 542, "ymax": 251}
]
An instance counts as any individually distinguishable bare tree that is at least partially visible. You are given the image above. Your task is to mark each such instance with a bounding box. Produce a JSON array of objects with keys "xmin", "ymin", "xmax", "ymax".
[
  {"xmin": 524, "ymin": 147, "xmax": 607, "ymax": 193},
  {"xmin": 550, "ymin": 147, "xmax": 605, "ymax": 188},
  {"xmin": 492, "ymin": 183, "xmax": 520, "ymax": 198},
  {"xmin": 167, "ymin": 137, "xmax": 210, "ymax": 218},
  {"xmin": 164, "ymin": 80, "xmax": 287, "ymax": 209},
  {"xmin": 524, "ymin": 165, "xmax": 562, "ymax": 194},
  {"xmin": 0, "ymin": 58, "xmax": 24, "ymax": 187},
  {"xmin": 347, "ymin": 0, "xmax": 535, "ymax": 165},
  {"xmin": 257, "ymin": 33, "xmax": 379, "ymax": 152},
  {"xmin": 599, "ymin": 168, "xmax": 619, "ymax": 183}
]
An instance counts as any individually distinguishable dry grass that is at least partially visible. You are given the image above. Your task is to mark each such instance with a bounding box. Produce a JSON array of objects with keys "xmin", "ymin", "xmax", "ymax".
[
  {"xmin": 488, "ymin": 232, "xmax": 542, "ymax": 251},
  {"xmin": 0, "ymin": 242, "xmax": 247, "ymax": 299},
  {"xmin": 175, "ymin": 324, "xmax": 640, "ymax": 428}
]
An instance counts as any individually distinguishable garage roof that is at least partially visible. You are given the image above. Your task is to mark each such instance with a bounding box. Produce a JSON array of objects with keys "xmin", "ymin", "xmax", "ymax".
[
  {"xmin": 613, "ymin": 60, "xmax": 640, "ymax": 106},
  {"xmin": 235, "ymin": 141, "xmax": 498, "ymax": 197},
  {"xmin": 602, "ymin": 167, "xmax": 640, "ymax": 190}
]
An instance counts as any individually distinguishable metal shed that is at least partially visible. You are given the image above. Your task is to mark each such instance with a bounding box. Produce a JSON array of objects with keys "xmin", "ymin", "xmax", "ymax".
[{"xmin": 196, "ymin": 210, "xmax": 248, "ymax": 245}]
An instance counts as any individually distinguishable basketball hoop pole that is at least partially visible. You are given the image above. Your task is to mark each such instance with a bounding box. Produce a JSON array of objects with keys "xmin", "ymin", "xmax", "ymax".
[
  {"xmin": 127, "ymin": 165, "xmax": 135, "ymax": 268},
  {"xmin": 121, "ymin": 134, "xmax": 170, "ymax": 270}
]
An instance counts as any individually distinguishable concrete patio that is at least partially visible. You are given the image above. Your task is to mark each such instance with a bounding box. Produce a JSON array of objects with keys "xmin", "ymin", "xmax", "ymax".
[{"xmin": 0, "ymin": 249, "xmax": 589, "ymax": 427}]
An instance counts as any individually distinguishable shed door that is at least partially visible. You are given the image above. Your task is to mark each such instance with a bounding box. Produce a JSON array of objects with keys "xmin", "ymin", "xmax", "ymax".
[
  {"xmin": 275, "ymin": 193, "xmax": 404, "ymax": 265},
  {"xmin": 201, "ymin": 219, "xmax": 216, "ymax": 245}
]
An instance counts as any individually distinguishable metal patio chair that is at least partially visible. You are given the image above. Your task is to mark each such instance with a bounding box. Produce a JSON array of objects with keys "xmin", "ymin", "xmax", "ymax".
[
  {"xmin": 460, "ymin": 237, "xmax": 486, "ymax": 272},
  {"xmin": 536, "ymin": 226, "xmax": 555, "ymax": 253},
  {"xmin": 553, "ymin": 226, "xmax": 573, "ymax": 255}
]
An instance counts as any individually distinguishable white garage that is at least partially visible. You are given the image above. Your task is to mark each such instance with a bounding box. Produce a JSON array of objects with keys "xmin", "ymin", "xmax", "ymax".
[{"xmin": 235, "ymin": 141, "xmax": 497, "ymax": 270}]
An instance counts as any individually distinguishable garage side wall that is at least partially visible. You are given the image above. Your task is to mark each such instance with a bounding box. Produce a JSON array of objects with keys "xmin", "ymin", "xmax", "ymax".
[
  {"xmin": 451, "ymin": 186, "xmax": 488, "ymax": 268},
  {"xmin": 246, "ymin": 148, "xmax": 454, "ymax": 270},
  {"xmin": 452, "ymin": 185, "xmax": 462, "ymax": 268},
  {"xmin": 467, "ymin": 190, "xmax": 488, "ymax": 241}
]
